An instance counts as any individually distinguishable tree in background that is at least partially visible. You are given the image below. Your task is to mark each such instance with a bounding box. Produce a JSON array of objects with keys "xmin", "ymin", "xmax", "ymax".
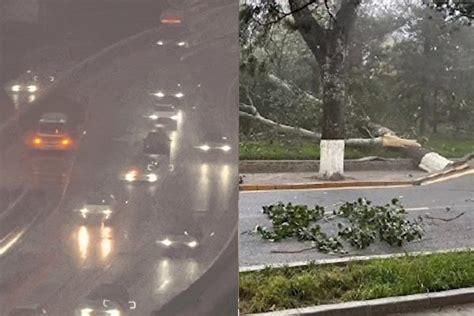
[{"xmin": 240, "ymin": 0, "xmax": 473, "ymax": 175}]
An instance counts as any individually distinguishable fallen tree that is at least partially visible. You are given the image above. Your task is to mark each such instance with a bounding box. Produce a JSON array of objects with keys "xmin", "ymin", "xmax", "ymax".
[{"xmin": 240, "ymin": 73, "xmax": 455, "ymax": 173}]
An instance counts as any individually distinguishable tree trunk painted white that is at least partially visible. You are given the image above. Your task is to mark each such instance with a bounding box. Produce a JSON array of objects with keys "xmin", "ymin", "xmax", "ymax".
[
  {"xmin": 319, "ymin": 139, "xmax": 345, "ymax": 179},
  {"xmin": 419, "ymin": 152, "xmax": 453, "ymax": 173}
]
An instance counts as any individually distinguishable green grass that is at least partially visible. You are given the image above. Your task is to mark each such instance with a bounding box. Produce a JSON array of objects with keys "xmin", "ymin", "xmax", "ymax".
[
  {"xmin": 426, "ymin": 137, "xmax": 474, "ymax": 158},
  {"xmin": 239, "ymin": 251, "xmax": 474, "ymax": 314},
  {"xmin": 239, "ymin": 136, "xmax": 474, "ymax": 160}
]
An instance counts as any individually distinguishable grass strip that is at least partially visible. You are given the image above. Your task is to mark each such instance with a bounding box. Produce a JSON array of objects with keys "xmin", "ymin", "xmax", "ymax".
[
  {"xmin": 239, "ymin": 137, "xmax": 474, "ymax": 160},
  {"xmin": 239, "ymin": 250, "xmax": 474, "ymax": 313}
]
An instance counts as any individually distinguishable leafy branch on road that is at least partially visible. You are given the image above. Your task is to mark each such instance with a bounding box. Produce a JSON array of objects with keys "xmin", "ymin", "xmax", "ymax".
[{"xmin": 255, "ymin": 198, "xmax": 424, "ymax": 254}]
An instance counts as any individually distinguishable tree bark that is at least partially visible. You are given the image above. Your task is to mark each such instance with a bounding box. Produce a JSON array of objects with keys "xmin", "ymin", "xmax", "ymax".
[{"xmin": 320, "ymin": 37, "xmax": 346, "ymax": 140}]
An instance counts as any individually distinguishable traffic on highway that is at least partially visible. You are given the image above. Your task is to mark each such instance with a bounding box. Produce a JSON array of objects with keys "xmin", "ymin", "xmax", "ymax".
[{"xmin": 0, "ymin": 1, "xmax": 238, "ymax": 315}]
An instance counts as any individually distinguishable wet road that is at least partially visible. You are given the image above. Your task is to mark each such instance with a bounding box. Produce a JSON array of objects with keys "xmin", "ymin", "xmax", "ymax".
[
  {"xmin": 0, "ymin": 25, "xmax": 238, "ymax": 315},
  {"xmin": 240, "ymin": 172, "xmax": 474, "ymax": 267}
]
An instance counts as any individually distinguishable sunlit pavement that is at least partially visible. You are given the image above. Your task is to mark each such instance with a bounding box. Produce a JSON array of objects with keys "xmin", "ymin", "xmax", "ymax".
[
  {"xmin": 0, "ymin": 30, "xmax": 237, "ymax": 314},
  {"xmin": 239, "ymin": 172, "xmax": 474, "ymax": 267}
]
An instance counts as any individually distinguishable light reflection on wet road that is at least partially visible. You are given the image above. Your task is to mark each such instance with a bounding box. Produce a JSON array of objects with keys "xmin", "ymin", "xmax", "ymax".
[{"xmin": 0, "ymin": 25, "xmax": 237, "ymax": 315}]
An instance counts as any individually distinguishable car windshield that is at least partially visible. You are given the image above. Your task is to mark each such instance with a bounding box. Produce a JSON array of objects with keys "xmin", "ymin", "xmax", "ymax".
[
  {"xmin": 38, "ymin": 122, "xmax": 66, "ymax": 134},
  {"xmin": 85, "ymin": 196, "xmax": 110, "ymax": 205},
  {"xmin": 154, "ymin": 104, "xmax": 174, "ymax": 111},
  {"xmin": 158, "ymin": 25, "xmax": 189, "ymax": 38},
  {"xmin": 155, "ymin": 95, "xmax": 181, "ymax": 104}
]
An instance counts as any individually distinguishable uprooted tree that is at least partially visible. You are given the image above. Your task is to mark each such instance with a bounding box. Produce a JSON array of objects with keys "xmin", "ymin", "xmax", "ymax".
[{"xmin": 239, "ymin": 0, "xmax": 470, "ymax": 177}]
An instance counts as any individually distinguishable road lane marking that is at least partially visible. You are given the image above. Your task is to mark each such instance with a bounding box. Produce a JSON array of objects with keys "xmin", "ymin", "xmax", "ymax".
[
  {"xmin": 406, "ymin": 207, "xmax": 430, "ymax": 211},
  {"xmin": 0, "ymin": 187, "xmax": 28, "ymax": 221}
]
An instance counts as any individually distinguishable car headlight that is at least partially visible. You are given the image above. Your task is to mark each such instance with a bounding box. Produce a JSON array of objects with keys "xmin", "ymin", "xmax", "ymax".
[
  {"xmin": 177, "ymin": 41, "xmax": 187, "ymax": 47},
  {"xmin": 199, "ymin": 145, "xmax": 210, "ymax": 151},
  {"xmin": 154, "ymin": 92, "xmax": 165, "ymax": 97},
  {"xmin": 221, "ymin": 145, "xmax": 231, "ymax": 151},
  {"xmin": 170, "ymin": 114, "xmax": 178, "ymax": 120},
  {"xmin": 125, "ymin": 170, "xmax": 137, "ymax": 182},
  {"xmin": 107, "ymin": 309, "xmax": 121, "ymax": 316},
  {"xmin": 147, "ymin": 173, "xmax": 158, "ymax": 182},
  {"xmin": 27, "ymin": 85, "xmax": 37, "ymax": 92},
  {"xmin": 80, "ymin": 308, "xmax": 94, "ymax": 316},
  {"xmin": 175, "ymin": 92, "xmax": 184, "ymax": 98},
  {"xmin": 149, "ymin": 114, "xmax": 158, "ymax": 120},
  {"xmin": 161, "ymin": 238, "xmax": 172, "ymax": 247},
  {"xmin": 80, "ymin": 208, "xmax": 89, "ymax": 218},
  {"xmin": 188, "ymin": 241, "xmax": 198, "ymax": 248},
  {"xmin": 11, "ymin": 85, "xmax": 21, "ymax": 92},
  {"xmin": 157, "ymin": 40, "xmax": 164, "ymax": 45}
]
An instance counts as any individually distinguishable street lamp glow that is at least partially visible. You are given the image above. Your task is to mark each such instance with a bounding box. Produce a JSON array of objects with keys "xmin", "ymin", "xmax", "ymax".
[
  {"xmin": 171, "ymin": 114, "xmax": 178, "ymax": 120},
  {"xmin": 199, "ymin": 145, "xmax": 210, "ymax": 151},
  {"xmin": 221, "ymin": 145, "xmax": 231, "ymax": 151},
  {"xmin": 177, "ymin": 41, "xmax": 186, "ymax": 47},
  {"xmin": 175, "ymin": 92, "xmax": 184, "ymax": 98},
  {"xmin": 157, "ymin": 40, "xmax": 164, "ymax": 46},
  {"xmin": 149, "ymin": 114, "xmax": 158, "ymax": 120},
  {"xmin": 154, "ymin": 92, "xmax": 165, "ymax": 97}
]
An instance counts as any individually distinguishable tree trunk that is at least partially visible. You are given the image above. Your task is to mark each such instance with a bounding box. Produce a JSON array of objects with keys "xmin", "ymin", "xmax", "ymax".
[
  {"xmin": 318, "ymin": 37, "xmax": 346, "ymax": 179},
  {"xmin": 432, "ymin": 89, "xmax": 438, "ymax": 134}
]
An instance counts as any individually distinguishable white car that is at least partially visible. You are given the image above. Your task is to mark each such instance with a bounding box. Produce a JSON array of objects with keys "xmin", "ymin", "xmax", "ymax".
[
  {"xmin": 148, "ymin": 104, "xmax": 178, "ymax": 121},
  {"xmin": 155, "ymin": 16, "xmax": 191, "ymax": 52},
  {"xmin": 73, "ymin": 194, "xmax": 117, "ymax": 224},
  {"xmin": 195, "ymin": 135, "xmax": 231, "ymax": 153}
]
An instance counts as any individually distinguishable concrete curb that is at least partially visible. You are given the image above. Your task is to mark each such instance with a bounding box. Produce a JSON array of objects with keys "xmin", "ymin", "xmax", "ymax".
[
  {"xmin": 239, "ymin": 247, "xmax": 473, "ymax": 273},
  {"xmin": 414, "ymin": 163, "xmax": 471, "ymax": 185},
  {"xmin": 239, "ymin": 163, "xmax": 470, "ymax": 191},
  {"xmin": 243, "ymin": 288, "xmax": 474, "ymax": 315}
]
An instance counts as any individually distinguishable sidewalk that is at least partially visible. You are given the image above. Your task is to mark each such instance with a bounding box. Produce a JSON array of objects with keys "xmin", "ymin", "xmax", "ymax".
[
  {"xmin": 240, "ymin": 170, "xmax": 426, "ymax": 186},
  {"xmin": 390, "ymin": 303, "xmax": 474, "ymax": 315}
]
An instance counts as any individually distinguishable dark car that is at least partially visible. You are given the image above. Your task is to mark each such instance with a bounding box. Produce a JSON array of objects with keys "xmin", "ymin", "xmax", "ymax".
[
  {"xmin": 120, "ymin": 154, "xmax": 167, "ymax": 183},
  {"xmin": 8, "ymin": 307, "xmax": 48, "ymax": 316},
  {"xmin": 143, "ymin": 130, "xmax": 171, "ymax": 156},
  {"xmin": 154, "ymin": 23, "xmax": 191, "ymax": 57},
  {"xmin": 74, "ymin": 283, "xmax": 136, "ymax": 315},
  {"xmin": 156, "ymin": 227, "xmax": 203, "ymax": 258}
]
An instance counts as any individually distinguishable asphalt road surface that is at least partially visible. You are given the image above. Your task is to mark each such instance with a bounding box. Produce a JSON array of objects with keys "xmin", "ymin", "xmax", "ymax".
[
  {"xmin": 0, "ymin": 24, "xmax": 238, "ymax": 315},
  {"xmin": 240, "ymin": 173, "xmax": 474, "ymax": 267}
]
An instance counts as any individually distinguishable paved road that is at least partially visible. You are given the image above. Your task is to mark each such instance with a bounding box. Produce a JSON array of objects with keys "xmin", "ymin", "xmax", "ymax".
[
  {"xmin": 0, "ymin": 12, "xmax": 238, "ymax": 316},
  {"xmin": 240, "ymin": 173, "xmax": 474, "ymax": 267},
  {"xmin": 390, "ymin": 303, "xmax": 474, "ymax": 316}
]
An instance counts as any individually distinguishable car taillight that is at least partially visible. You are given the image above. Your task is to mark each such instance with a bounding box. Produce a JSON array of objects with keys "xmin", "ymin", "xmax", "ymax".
[
  {"xmin": 33, "ymin": 137, "xmax": 42, "ymax": 145},
  {"xmin": 62, "ymin": 138, "xmax": 71, "ymax": 145}
]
